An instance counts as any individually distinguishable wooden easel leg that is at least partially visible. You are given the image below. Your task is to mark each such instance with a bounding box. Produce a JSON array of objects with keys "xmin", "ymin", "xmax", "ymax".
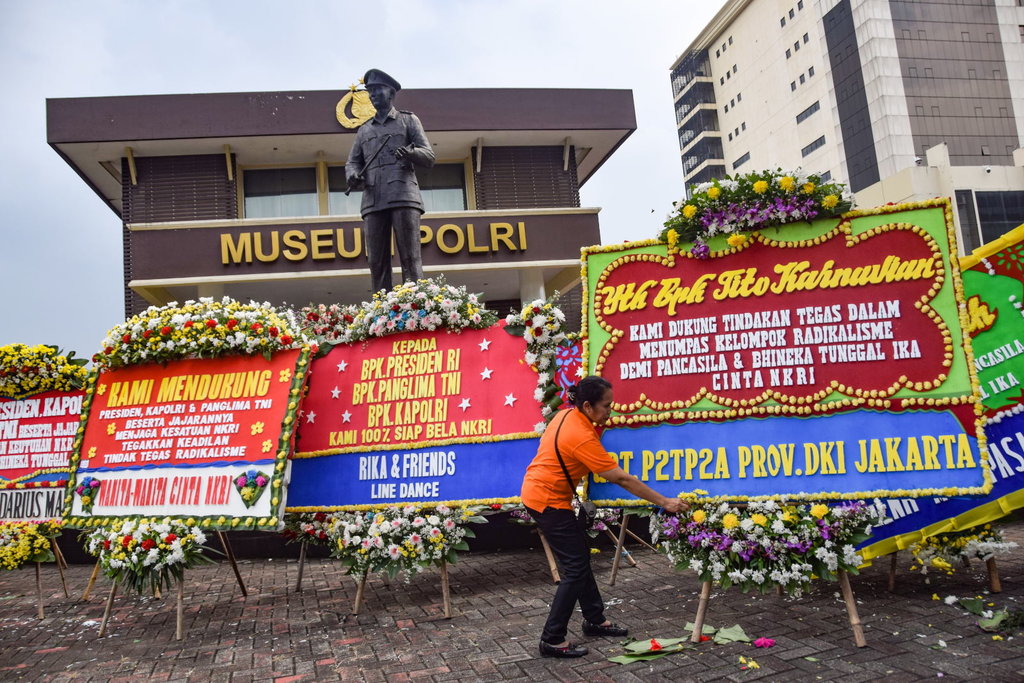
[
  {"xmin": 537, "ymin": 531, "xmax": 560, "ymax": 584},
  {"xmin": 888, "ymin": 552, "xmax": 898, "ymax": 592},
  {"xmin": 294, "ymin": 541, "xmax": 307, "ymax": 593},
  {"xmin": 691, "ymin": 580, "xmax": 712, "ymax": 643},
  {"xmin": 50, "ymin": 540, "xmax": 69, "ymax": 598},
  {"xmin": 98, "ymin": 581, "xmax": 118, "ymax": 637},
  {"xmin": 838, "ymin": 570, "xmax": 867, "ymax": 647},
  {"xmin": 217, "ymin": 531, "xmax": 248, "ymax": 597},
  {"xmin": 82, "ymin": 559, "xmax": 101, "ymax": 601},
  {"xmin": 623, "ymin": 527, "xmax": 658, "ymax": 553},
  {"xmin": 153, "ymin": 583, "xmax": 162, "ymax": 599},
  {"xmin": 176, "ymin": 576, "xmax": 185, "ymax": 641},
  {"xmin": 439, "ymin": 559, "xmax": 452, "ymax": 619},
  {"xmin": 986, "ymin": 558, "xmax": 1002, "ymax": 593},
  {"xmin": 353, "ymin": 572, "xmax": 368, "ymax": 615},
  {"xmin": 35, "ymin": 563, "xmax": 44, "ymax": 620},
  {"xmin": 608, "ymin": 519, "xmax": 633, "ymax": 587}
]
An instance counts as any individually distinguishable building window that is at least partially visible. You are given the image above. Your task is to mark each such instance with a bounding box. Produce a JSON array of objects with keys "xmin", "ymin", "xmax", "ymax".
[
  {"xmin": 798, "ymin": 0, "xmax": 804, "ymax": 9},
  {"xmin": 722, "ymin": 42, "xmax": 727, "ymax": 52},
  {"xmin": 724, "ymin": 104, "xmax": 729, "ymax": 113},
  {"xmin": 799, "ymin": 74, "xmax": 806, "ymax": 84},
  {"xmin": 741, "ymin": 121, "xmax": 746, "ymax": 130},
  {"xmin": 801, "ymin": 136, "xmax": 826, "ymax": 157},
  {"xmin": 803, "ymin": 33, "xmax": 809, "ymax": 44},
  {"xmin": 786, "ymin": 48, "xmax": 792, "ymax": 59},
  {"xmin": 732, "ymin": 65, "xmax": 737, "ymax": 73},
  {"xmin": 794, "ymin": 41, "xmax": 800, "ymax": 52},
  {"xmin": 414, "ymin": 164, "xmax": 467, "ymax": 212},
  {"xmin": 981, "ymin": 145, "xmax": 991, "ymax": 156},
  {"xmin": 243, "ymin": 167, "xmax": 319, "ymax": 218},
  {"xmin": 733, "ymin": 151, "xmax": 751, "ymax": 169},
  {"xmin": 716, "ymin": 49, "xmax": 720, "ymax": 58},
  {"xmin": 781, "ymin": 17, "xmax": 786, "ymax": 27},
  {"xmin": 730, "ymin": 98, "xmax": 735, "ymax": 107},
  {"xmin": 796, "ymin": 101, "xmax": 820, "ymax": 123},
  {"xmin": 820, "ymin": 170, "xmax": 831, "ymax": 182},
  {"xmin": 721, "ymin": 77, "xmax": 725, "ymax": 85},
  {"xmin": 728, "ymin": 132, "xmax": 733, "ymax": 141},
  {"xmin": 728, "ymin": 36, "xmax": 733, "ymax": 45},
  {"xmin": 735, "ymin": 127, "xmax": 739, "ymax": 136},
  {"xmin": 789, "ymin": 8, "xmax": 795, "ymax": 18},
  {"xmin": 791, "ymin": 81, "xmax": 797, "ymax": 91},
  {"xmin": 737, "ymin": 93, "xmax": 742, "ymax": 102},
  {"xmin": 808, "ymin": 65, "xmax": 815, "ymax": 77}
]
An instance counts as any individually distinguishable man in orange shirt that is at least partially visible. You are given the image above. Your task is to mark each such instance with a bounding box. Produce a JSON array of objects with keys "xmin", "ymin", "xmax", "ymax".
[{"xmin": 522, "ymin": 376, "xmax": 688, "ymax": 658}]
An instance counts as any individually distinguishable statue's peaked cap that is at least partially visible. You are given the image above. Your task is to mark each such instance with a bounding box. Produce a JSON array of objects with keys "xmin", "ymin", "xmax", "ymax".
[{"xmin": 363, "ymin": 69, "xmax": 401, "ymax": 92}]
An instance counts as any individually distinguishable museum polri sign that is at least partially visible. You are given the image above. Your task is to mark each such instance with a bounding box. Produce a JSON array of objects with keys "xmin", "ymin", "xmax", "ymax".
[
  {"xmin": 289, "ymin": 325, "xmax": 543, "ymax": 508},
  {"xmin": 0, "ymin": 389, "xmax": 84, "ymax": 522},
  {"xmin": 63, "ymin": 350, "xmax": 308, "ymax": 530},
  {"xmin": 584, "ymin": 200, "xmax": 990, "ymax": 501}
]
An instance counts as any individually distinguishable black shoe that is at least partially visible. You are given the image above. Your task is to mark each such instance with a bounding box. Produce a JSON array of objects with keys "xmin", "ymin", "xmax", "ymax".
[
  {"xmin": 582, "ymin": 620, "xmax": 629, "ymax": 637},
  {"xmin": 539, "ymin": 641, "xmax": 589, "ymax": 658}
]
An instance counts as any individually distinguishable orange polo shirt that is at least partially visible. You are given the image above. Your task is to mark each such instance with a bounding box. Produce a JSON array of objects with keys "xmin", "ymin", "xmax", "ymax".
[{"xmin": 521, "ymin": 409, "xmax": 617, "ymax": 511}]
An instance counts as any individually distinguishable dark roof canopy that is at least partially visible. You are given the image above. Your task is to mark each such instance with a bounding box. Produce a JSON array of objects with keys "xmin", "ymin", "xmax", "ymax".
[{"xmin": 47, "ymin": 88, "xmax": 636, "ymax": 217}]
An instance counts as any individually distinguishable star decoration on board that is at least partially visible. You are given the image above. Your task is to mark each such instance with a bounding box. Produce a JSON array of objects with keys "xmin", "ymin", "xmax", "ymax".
[
  {"xmin": 305, "ymin": 410, "xmax": 317, "ymax": 424},
  {"xmin": 480, "ymin": 367, "xmax": 493, "ymax": 380},
  {"xmin": 331, "ymin": 386, "xmax": 341, "ymax": 399},
  {"xmin": 458, "ymin": 398, "xmax": 472, "ymax": 411},
  {"xmin": 336, "ymin": 360, "xmax": 349, "ymax": 373},
  {"xmin": 478, "ymin": 338, "xmax": 491, "ymax": 352},
  {"xmin": 504, "ymin": 393, "xmax": 517, "ymax": 407},
  {"xmin": 341, "ymin": 410, "xmax": 352, "ymax": 423}
]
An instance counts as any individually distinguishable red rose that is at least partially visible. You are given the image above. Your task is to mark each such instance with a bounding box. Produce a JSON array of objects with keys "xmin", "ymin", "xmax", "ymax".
[
  {"xmin": 318, "ymin": 531, "xmax": 327, "ymax": 540},
  {"xmin": 160, "ymin": 326, "xmax": 172, "ymax": 336},
  {"xmin": 164, "ymin": 533, "xmax": 177, "ymax": 543},
  {"xmin": 306, "ymin": 312, "xmax": 319, "ymax": 321},
  {"xmin": 268, "ymin": 326, "xmax": 279, "ymax": 337},
  {"xmin": 184, "ymin": 320, "xmax": 194, "ymax": 328},
  {"xmin": 141, "ymin": 538, "xmax": 156, "ymax": 550},
  {"xmin": 280, "ymin": 335, "xmax": 293, "ymax": 345},
  {"xmin": 122, "ymin": 334, "xmax": 131, "ymax": 343},
  {"xmin": 206, "ymin": 319, "xmax": 218, "ymax": 328},
  {"xmin": 122, "ymin": 534, "xmax": 133, "ymax": 547},
  {"xmin": 103, "ymin": 539, "xmax": 111, "ymax": 550},
  {"xmin": 142, "ymin": 329, "xmax": 153, "ymax": 338},
  {"xmin": 343, "ymin": 314, "xmax": 354, "ymax": 323},
  {"xmin": 104, "ymin": 347, "xmax": 113, "ymax": 355},
  {"xmin": 251, "ymin": 322, "xmax": 262, "ymax": 332},
  {"xmin": 392, "ymin": 305, "xmax": 400, "ymax": 312},
  {"xmin": 490, "ymin": 504, "xmax": 502, "ymax": 510},
  {"xmin": 226, "ymin": 319, "xmax": 238, "ymax": 329}
]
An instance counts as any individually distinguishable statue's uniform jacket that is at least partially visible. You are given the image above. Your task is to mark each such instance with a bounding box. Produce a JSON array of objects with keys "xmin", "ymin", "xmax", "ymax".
[{"xmin": 346, "ymin": 106, "xmax": 435, "ymax": 216}]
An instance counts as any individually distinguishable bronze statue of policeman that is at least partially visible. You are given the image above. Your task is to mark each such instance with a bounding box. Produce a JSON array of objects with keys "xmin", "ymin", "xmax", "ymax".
[{"xmin": 345, "ymin": 69, "xmax": 435, "ymax": 294}]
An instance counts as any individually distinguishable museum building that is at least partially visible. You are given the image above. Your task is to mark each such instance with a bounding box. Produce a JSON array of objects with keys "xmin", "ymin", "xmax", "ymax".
[{"xmin": 46, "ymin": 86, "xmax": 636, "ymax": 328}]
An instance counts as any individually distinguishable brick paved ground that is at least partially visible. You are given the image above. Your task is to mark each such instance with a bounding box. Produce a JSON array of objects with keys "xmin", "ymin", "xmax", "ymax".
[{"xmin": 2, "ymin": 518, "xmax": 1024, "ymax": 682}]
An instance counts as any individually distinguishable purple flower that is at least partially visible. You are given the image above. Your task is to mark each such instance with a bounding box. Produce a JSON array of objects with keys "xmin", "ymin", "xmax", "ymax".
[
  {"xmin": 691, "ymin": 240, "xmax": 710, "ymax": 259},
  {"xmin": 236, "ymin": 475, "xmax": 247, "ymax": 487},
  {"xmin": 90, "ymin": 480, "xmax": 100, "ymax": 488},
  {"xmin": 255, "ymin": 476, "xmax": 267, "ymax": 487}
]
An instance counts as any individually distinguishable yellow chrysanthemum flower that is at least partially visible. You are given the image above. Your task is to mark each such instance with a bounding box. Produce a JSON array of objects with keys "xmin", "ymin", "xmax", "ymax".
[
  {"xmin": 802, "ymin": 182, "xmax": 816, "ymax": 194},
  {"xmin": 722, "ymin": 513, "xmax": 739, "ymax": 529},
  {"xmin": 706, "ymin": 186, "xmax": 721, "ymax": 199},
  {"xmin": 727, "ymin": 234, "xmax": 747, "ymax": 247},
  {"xmin": 682, "ymin": 204, "xmax": 698, "ymax": 219},
  {"xmin": 822, "ymin": 194, "xmax": 839, "ymax": 209},
  {"xmin": 778, "ymin": 176, "xmax": 796, "ymax": 191},
  {"xmin": 691, "ymin": 509, "xmax": 707, "ymax": 524},
  {"xmin": 750, "ymin": 513, "xmax": 768, "ymax": 527},
  {"xmin": 753, "ymin": 180, "xmax": 769, "ymax": 194},
  {"xmin": 810, "ymin": 504, "xmax": 829, "ymax": 519}
]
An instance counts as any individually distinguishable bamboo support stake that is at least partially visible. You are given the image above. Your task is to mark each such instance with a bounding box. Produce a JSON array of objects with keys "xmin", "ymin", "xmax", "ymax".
[
  {"xmin": 51, "ymin": 540, "xmax": 69, "ymax": 598},
  {"xmin": 838, "ymin": 570, "xmax": 867, "ymax": 647},
  {"xmin": 440, "ymin": 559, "xmax": 452, "ymax": 619},
  {"xmin": 98, "ymin": 581, "xmax": 118, "ymax": 637},
  {"xmin": 294, "ymin": 541, "xmax": 307, "ymax": 593},
  {"xmin": 353, "ymin": 572, "xmax": 368, "ymax": 614},
  {"xmin": 987, "ymin": 558, "xmax": 1002, "ymax": 593},
  {"xmin": 176, "ymin": 577, "xmax": 185, "ymax": 641},
  {"xmin": 888, "ymin": 552, "xmax": 898, "ymax": 592},
  {"xmin": 52, "ymin": 539, "xmax": 68, "ymax": 570},
  {"xmin": 604, "ymin": 529, "xmax": 638, "ymax": 569},
  {"xmin": 537, "ymin": 531, "xmax": 560, "ymax": 584},
  {"xmin": 153, "ymin": 584, "xmax": 162, "ymax": 599},
  {"xmin": 691, "ymin": 580, "xmax": 712, "ymax": 643},
  {"xmin": 217, "ymin": 531, "xmax": 248, "ymax": 597},
  {"xmin": 35, "ymin": 563, "xmax": 44, "ymax": 620},
  {"xmin": 623, "ymin": 527, "xmax": 658, "ymax": 553},
  {"xmin": 82, "ymin": 560, "xmax": 101, "ymax": 601}
]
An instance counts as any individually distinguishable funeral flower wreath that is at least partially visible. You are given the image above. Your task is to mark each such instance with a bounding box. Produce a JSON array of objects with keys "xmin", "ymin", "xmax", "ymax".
[
  {"xmin": 652, "ymin": 498, "xmax": 886, "ymax": 596},
  {"xmin": 660, "ymin": 169, "xmax": 854, "ymax": 258},
  {"xmin": 84, "ymin": 519, "xmax": 217, "ymax": 593},
  {"xmin": 0, "ymin": 343, "xmax": 88, "ymax": 399},
  {"xmin": 95, "ymin": 297, "xmax": 310, "ymax": 369},
  {"xmin": 0, "ymin": 520, "xmax": 63, "ymax": 570}
]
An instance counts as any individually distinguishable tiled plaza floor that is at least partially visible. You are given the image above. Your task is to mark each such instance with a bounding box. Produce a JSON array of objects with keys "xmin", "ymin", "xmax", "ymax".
[{"xmin": 2, "ymin": 519, "xmax": 1023, "ymax": 682}]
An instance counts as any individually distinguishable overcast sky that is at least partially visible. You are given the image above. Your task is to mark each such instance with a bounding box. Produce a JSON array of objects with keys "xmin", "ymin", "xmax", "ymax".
[{"xmin": 0, "ymin": 0, "xmax": 718, "ymax": 361}]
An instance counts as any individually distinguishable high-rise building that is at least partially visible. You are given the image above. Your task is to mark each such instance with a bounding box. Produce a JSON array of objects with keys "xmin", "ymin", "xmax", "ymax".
[{"xmin": 670, "ymin": 0, "xmax": 1024, "ymax": 251}]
